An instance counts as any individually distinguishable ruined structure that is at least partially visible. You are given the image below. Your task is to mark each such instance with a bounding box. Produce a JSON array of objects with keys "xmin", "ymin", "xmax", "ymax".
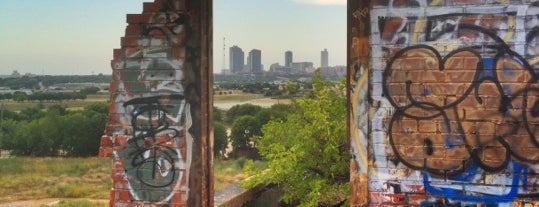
[
  {"xmin": 97, "ymin": 0, "xmax": 539, "ymax": 206},
  {"xmin": 349, "ymin": 0, "xmax": 539, "ymax": 205},
  {"xmin": 99, "ymin": 0, "xmax": 212, "ymax": 206}
]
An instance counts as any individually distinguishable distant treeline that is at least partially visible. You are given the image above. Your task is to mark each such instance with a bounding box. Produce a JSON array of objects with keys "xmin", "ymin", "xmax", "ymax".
[
  {"xmin": 0, "ymin": 87, "xmax": 100, "ymax": 102},
  {"xmin": 0, "ymin": 75, "xmax": 112, "ymax": 89},
  {"xmin": 0, "ymin": 103, "xmax": 108, "ymax": 157}
]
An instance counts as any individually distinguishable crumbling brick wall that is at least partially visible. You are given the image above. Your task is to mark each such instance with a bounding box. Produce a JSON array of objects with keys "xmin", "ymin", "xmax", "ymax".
[
  {"xmin": 349, "ymin": 0, "xmax": 539, "ymax": 205},
  {"xmin": 99, "ymin": 0, "xmax": 212, "ymax": 206}
]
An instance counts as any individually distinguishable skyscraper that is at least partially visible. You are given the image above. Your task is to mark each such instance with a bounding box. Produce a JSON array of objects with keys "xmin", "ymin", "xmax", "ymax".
[
  {"xmin": 321, "ymin": 48, "xmax": 328, "ymax": 68},
  {"xmin": 249, "ymin": 49, "xmax": 262, "ymax": 74},
  {"xmin": 285, "ymin": 50, "xmax": 293, "ymax": 67},
  {"xmin": 229, "ymin": 45, "xmax": 244, "ymax": 73}
]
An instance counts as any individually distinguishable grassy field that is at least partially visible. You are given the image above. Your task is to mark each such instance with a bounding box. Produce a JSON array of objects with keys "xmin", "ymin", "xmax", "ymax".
[
  {"xmin": 0, "ymin": 157, "xmax": 110, "ymax": 205},
  {"xmin": 213, "ymin": 90, "xmax": 265, "ymax": 102},
  {"xmin": 0, "ymin": 92, "xmax": 271, "ymax": 206},
  {"xmin": 0, "ymin": 157, "xmax": 257, "ymax": 206},
  {"xmin": 0, "ymin": 94, "xmax": 110, "ymax": 112},
  {"xmin": 1, "ymin": 91, "xmax": 281, "ymax": 112}
]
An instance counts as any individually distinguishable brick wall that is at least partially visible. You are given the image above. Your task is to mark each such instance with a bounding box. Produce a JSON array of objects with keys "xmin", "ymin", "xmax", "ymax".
[
  {"xmin": 350, "ymin": 0, "xmax": 539, "ymax": 205},
  {"xmin": 99, "ymin": 0, "xmax": 212, "ymax": 206}
]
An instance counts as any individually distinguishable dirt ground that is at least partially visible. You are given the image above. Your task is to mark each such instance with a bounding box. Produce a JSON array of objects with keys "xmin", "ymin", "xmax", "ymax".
[{"xmin": 214, "ymin": 97, "xmax": 290, "ymax": 110}]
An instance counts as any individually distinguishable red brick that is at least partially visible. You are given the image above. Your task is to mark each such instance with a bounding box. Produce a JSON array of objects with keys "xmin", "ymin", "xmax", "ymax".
[
  {"xmin": 407, "ymin": 70, "xmax": 446, "ymax": 83},
  {"xmin": 496, "ymin": 58, "xmax": 529, "ymax": 83},
  {"xmin": 477, "ymin": 82, "xmax": 502, "ymax": 97},
  {"xmin": 399, "ymin": 57, "xmax": 427, "ymax": 70},
  {"xmin": 418, "ymin": 120, "xmax": 437, "ymax": 133},
  {"xmin": 113, "ymin": 49, "xmax": 122, "ymax": 59},
  {"xmin": 127, "ymin": 13, "xmax": 152, "ymax": 24},
  {"xmin": 464, "ymin": 109, "xmax": 503, "ymax": 121},
  {"xmin": 386, "ymin": 68, "xmax": 407, "ymax": 83},
  {"xmin": 119, "ymin": 190, "xmax": 131, "ymax": 202},
  {"xmin": 114, "ymin": 136, "xmax": 127, "ymax": 147},
  {"xmin": 125, "ymin": 25, "xmax": 143, "ymax": 36},
  {"xmin": 476, "ymin": 121, "xmax": 496, "ymax": 136},
  {"xmin": 424, "ymin": 83, "xmax": 469, "ymax": 96},
  {"xmin": 143, "ymin": 2, "xmax": 162, "ymax": 12},
  {"xmin": 121, "ymin": 36, "xmax": 139, "ymax": 47},
  {"xmin": 496, "ymin": 121, "xmax": 519, "ymax": 137},
  {"xmin": 456, "ymin": 96, "xmax": 483, "ymax": 109},
  {"xmin": 109, "ymin": 190, "xmax": 117, "ymax": 204},
  {"xmin": 100, "ymin": 136, "xmax": 112, "ymax": 147},
  {"xmin": 481, "ymin": 145, "xmax": 507, "ymax": 165}
]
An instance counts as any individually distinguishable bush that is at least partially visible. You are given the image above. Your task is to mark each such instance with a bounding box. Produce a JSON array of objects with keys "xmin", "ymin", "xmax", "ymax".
[{"xmin": 243, "ymin": 79, "xmax": 349, "ymax": 206}]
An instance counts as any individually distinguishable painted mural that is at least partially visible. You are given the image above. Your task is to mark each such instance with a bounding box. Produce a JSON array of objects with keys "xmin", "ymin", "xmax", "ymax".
[
  {"xmin": 350, "ymin": 0, "xmax": 539, "ymax": 205},
  {"xmin": 99, "ymin": 0, "xmax": 212, "ymax": 206}
]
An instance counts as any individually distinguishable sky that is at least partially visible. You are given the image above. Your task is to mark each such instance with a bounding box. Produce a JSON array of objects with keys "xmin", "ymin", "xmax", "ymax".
[{"xmin": 0, "ymin": 0, "xmax": 346, "ymax": 75}]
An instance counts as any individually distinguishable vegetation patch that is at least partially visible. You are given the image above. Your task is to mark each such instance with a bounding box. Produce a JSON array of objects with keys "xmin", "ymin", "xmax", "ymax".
[
  {"xmin": 47, "ymin": 199, "xmax": 108, "ymax": 207},
  {"xmin": 0, "ymin": 157, "xmax": 111, "ymax": 204}
]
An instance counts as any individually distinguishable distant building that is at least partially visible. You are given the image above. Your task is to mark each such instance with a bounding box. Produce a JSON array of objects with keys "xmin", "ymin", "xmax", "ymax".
[
  {"xmin": 229, "ymin": 45, "xmax": 244, "ymax": 73},
  {"xmin": 319, "ymin": 65, "xmax": 346, "ymax": 80},
  {"xmin": 269, "ymin": 63, "xmax": 294, "ymax": 75},
  {"xmin": 291, "ymin": 62, "xmax": 314, "ymax": 73},
  {"xmin": 285, "ymin": 51, "xmax": 293, "ymax": 67},
  {"xmin": 248, "ymin": 49, "xmax": 262, "ymax": 74},
  {"xmin": 321, "ymin": 48, "xmax": 328, "ymax": 68}
]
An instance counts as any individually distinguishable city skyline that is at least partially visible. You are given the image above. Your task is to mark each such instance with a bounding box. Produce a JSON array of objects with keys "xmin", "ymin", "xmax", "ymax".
[
  {"xmin": 0, "ymin": 0, "xmax": 346, "ymax": 75},
  {"xmin": 226, "ymin": 45, "xmax": 334, "ymax": 74}
]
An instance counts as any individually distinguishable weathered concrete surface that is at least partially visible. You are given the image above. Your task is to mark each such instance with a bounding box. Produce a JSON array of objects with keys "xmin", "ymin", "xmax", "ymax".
[{"xmin": 214, "ymin": 184, "xmax": 281, "ymax": 207}]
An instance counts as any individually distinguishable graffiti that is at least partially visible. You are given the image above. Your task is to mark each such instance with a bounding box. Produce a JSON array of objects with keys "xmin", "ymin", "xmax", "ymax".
[
  {"xmin": 355, "ymin": 1, "xmax": 539, "ymax": 204},
  {"xmin": 100, "ymin": 0, "xmax": 212, "ymax": 205},
  {"xmin": 383, "ymin": 23, "xmax": 539, "ymax": 201},
  {"xmin": 119, "ymin": 94, "xmax": 187, "ymax": 202}
]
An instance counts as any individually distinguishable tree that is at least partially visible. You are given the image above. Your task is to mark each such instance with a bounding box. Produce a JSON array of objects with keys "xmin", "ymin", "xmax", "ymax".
[
  {"xmin": 62, "ymin": 110, "xmax": 106, "ymax": 156},
  {"xmin": 1, "ymin": 102, "xmax": 108, "ymax": 157},
  {"xmin": 213, "ymin": 122, "xmax": 228, "ymax": 159},
  {"xmin": 243, "ymin": 79, "xmax": 348, "ymax": 206},
  {"xmin": 229, "ymin": 115, "xmax": 261, "ymax": 158},
  {"xmin": 213, "ymin": 106, "xmax": 224, "ymax": 122},
  {"xmin": 225, "ymin": 104, "xmax": 263, "ymax": 124},
  {"xmin": 12, "ymin": 91, "xmax": 28, "ymax": 102},
  {"xmin": 80, "ymin": 86, "xmax": 100, "ymax": 95}
]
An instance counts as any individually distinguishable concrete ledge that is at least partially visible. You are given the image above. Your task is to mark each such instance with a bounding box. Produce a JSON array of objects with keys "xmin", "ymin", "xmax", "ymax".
[{"xmin": 214, "ymin": 184, "xmax": 282, "ymax": 207}]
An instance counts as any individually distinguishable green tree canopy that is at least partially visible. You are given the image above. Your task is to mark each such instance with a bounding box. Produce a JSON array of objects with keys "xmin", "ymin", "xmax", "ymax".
[
  {"xmin": 213, "ymin": 121, "xmax": 228, "ymax": 159},
  {"xmin": 243, "ymin": 79, "xmax": 348, "ymax": 206},
  {"xmin": 1, "ymin": 103, "xmax": 107, "ymax": 157},
  {"xmin": 213, "ymin": 106, "xmax": 224, "ymax": 122},
  {"xmin": 229, "ymin": 115, "xmax": 261, "ymax": 158},
  {"xmin": 225, "ymin": 104, "xmax": 263, "ymax": 124}
]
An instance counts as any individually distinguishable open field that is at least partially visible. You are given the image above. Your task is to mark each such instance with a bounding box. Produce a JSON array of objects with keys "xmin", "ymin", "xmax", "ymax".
[
  {"xmin": 0, "ymin": 94, "xmax": 110, "ymax": 112},
  {"xmin": 0, "ymin": 157, "xmax": 254, "ymax": 207},
  {"xmin": 1, "ymin": 91, "xmax": 290, "ymax": 111},
  {"xmin": 213, "ymin": 90, "xmax": 290, "ymax": 109},
  {"xmin": 0, "ymin": 157, "xmax": 110, "ymax": 206}
]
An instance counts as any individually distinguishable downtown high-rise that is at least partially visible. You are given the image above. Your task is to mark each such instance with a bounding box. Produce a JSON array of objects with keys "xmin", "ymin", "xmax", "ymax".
[
  {"xmin": 248, "ymin": 49, "xmax": 262, "ymax": 74},
  {"xmin": 321, "ymin": 48, "xmax": 328, "ymax": 68},
  {"xmin": 285, "ymin": 50, "xmax": 293, "ymax": 67},
  {"xmin": 229, "ymin": 45, "xmax": 244, "ymax": 73}
]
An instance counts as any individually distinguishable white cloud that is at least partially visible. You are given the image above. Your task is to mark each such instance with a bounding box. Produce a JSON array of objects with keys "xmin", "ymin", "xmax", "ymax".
[{"xmin": 290, "ymin": 0, "xmax": 346, "ymax": 6}]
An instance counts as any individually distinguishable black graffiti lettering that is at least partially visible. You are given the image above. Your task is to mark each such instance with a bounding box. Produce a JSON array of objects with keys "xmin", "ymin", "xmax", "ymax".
[{"xmin": 384, "ymin": 24, "xmax": 539, "ymax": 177}]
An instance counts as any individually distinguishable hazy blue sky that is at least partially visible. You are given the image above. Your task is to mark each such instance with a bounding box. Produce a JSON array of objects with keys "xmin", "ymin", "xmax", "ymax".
[{"xmin": 0, "ymin": 0, "xmax": 346, "ymax": 75}]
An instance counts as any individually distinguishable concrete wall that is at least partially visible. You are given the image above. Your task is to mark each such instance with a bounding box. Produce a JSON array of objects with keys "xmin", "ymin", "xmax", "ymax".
[
  {"xmin": 349, "ymin": 0, "xmax": 539, "ymax": 206},
  {"xmin": 99, "ymin": 0, "xmax": 213, "ymax": 206}
]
